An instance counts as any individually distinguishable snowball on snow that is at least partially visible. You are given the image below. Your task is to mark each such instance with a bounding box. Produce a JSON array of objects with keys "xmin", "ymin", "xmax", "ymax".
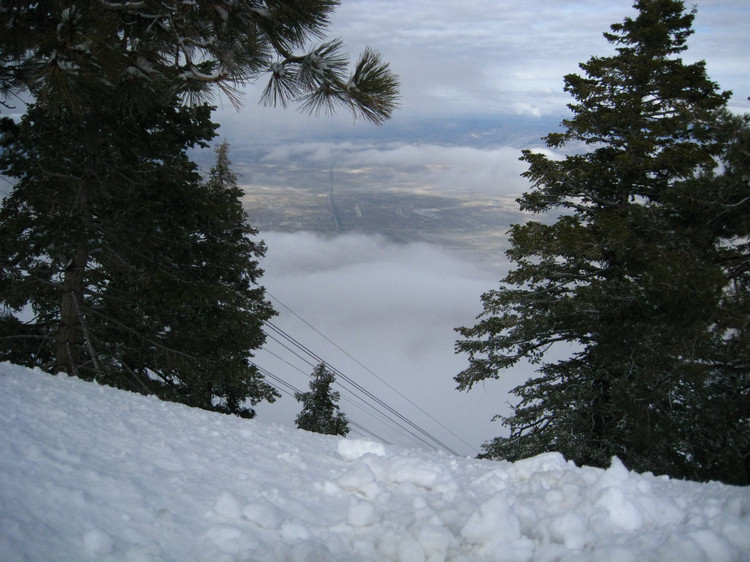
[{"xmin": 337, "ymin": 438, "xmax": 387, "ymax": 460}]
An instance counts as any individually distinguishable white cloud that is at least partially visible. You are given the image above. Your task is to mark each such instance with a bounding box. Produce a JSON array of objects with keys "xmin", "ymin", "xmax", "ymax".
[
  {"xmin": 250, "ymin": 141, "xmax": 536, "ymax": 198},
  {"xmin": 252, "ymin": 231, "xmax": 529, "ymax": 456},
  {"xmin": 511, "ymin": 102, "xmax": 544, "ymax": 118}
]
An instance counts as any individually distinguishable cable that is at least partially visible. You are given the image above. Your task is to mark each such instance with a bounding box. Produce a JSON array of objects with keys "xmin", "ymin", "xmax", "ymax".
[
  {"xmin": 262, "ymin": 322, "xmax": 441, "ymax": 450},
  {"xmin": 261, "ymin": 318, "xmax": 463, "ymax": 456},
  {"xmin": 266, "ymin": 291, "xmax": 477, "ymax": 454},
  {"xmin": 260, "ymin": 334, "xmax": 440, "ymax": 451},
  {"xmin": 258, "ymin": 356, "xmax": 398, "ymax": 439}
]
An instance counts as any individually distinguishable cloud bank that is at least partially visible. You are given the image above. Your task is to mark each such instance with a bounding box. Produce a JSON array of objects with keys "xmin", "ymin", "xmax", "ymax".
[
  {"xmin": 252, "ymin": 231, "xmax": 530, "ymax": 456},
  {"xmin": 247, "ymin": 141, "xmax": 541, "ymax": 198}
]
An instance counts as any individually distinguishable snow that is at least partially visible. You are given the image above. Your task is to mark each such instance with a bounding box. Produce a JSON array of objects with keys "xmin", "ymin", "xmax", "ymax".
[{"xmin": 1, "ymin": 362, "xmax": 748, "ymax": 562}]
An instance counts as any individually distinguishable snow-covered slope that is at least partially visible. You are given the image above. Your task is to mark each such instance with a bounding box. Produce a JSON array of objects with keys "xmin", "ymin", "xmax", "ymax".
[{"xmin": 1, "ymin": 363, "xmax": 748, "ymax": 562}]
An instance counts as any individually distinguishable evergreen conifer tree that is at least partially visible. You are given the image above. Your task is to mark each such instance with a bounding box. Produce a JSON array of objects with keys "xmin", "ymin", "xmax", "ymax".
[
  {"xmin": 0, "ymin": 1, "xmax": 398, "ymax": 376},
  {"xmin": 0, "ymin": 1, "xmax": 398, "ymax": 415},
  {"xmin": 0, "ymin": 102, "xmax": 278, "ymax": 416},
  {"xmin": 455, "ymin": 0, "xmax": 748, "ymax": 484},
  {"xmin": 295, "ymin": 363, "xmax": 350, "ymax": 436}
]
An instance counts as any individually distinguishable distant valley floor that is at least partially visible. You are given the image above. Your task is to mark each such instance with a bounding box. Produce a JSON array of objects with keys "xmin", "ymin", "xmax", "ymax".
[{"xmin": 241, "ymin": 181, "xmax": 528, "ymax": 271}]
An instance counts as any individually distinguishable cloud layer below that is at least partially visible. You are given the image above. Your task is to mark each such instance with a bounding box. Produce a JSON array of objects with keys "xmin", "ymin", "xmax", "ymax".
[{"xmin": 252, "ymin": 231, "xmax": 529, "ymax": 456}]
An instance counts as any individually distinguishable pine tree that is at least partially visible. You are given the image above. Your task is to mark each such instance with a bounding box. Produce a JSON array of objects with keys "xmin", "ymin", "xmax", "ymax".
[
  {"xmin": 0, "ymin": 1, "xmax": 398, "ymax": 414},
  {"xmin": 665, "ymin": 108, "xmax": 750, "ymax": 482},
  {"xmin": 295, "ymin": 363, "xmax": 350, "ymax": 436},
  {"xmin": 179, "ymin": 139, "xmax": 279, "ymax": 417},
  {"xmin": 0, "ymin": 100, "xmax": 278, "ymax": 416},
  {"xmin": 455, "ymin": 0, "xmax": 748, "ymax": 483},
  {"xmin": 0, "ymin": 0, "xmax": 398, "ymax": 375}
]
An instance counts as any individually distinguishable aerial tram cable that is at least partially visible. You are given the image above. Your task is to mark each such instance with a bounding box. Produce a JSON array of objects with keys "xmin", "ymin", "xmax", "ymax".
[
  {"xmin": 258, "ymin": 333, "xmax": 435, "ymax": 449},
  {"xmin": 264, "ymin": 320, "xmax": 461, "ymax": 455},
  {"xmin": 261, "ymin": 319, "xmax": 462, "ymax": 456},
  {"xmin": 263, "ymin": 321, "xmax": 447, "ymax": 451},
  {"xmin": 265, "ymin": 291, "xmax": 477, "ymax": 454},
  {"xmin": 254, "ymin": 342, "xmax": 408, "ymax": 434},
  {"xmin": 261, "ymin": 336, "xmax": 443, "ymax": 451}
]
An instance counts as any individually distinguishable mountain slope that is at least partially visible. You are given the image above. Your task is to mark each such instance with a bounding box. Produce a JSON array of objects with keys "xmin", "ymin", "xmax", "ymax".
[{"xmin": 1, "ymin": 362, "xmax": 748, "ymax": 561}]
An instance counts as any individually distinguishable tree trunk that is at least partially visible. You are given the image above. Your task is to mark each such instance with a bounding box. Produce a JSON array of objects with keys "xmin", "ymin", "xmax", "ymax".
[
  {"xmin": 55, "ymin": 245, "xmax": 88, "ymax": 375},
  {"xmin": 55, "ymin": 122, "xmax": 97, "ymax": 376}
]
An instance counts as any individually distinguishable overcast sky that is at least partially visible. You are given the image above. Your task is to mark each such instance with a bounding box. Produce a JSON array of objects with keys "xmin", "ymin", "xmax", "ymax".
[
  {"xmin": 227, "ymin": 1, "xmax": 748, "ymax": 455},
  {"xmin": 214, "ymin": 0, "xmax": 750, "ymax": 146}
]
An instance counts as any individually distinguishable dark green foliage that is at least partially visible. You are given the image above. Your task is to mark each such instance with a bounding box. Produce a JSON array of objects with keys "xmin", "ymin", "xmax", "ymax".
[
  {"xmin": 0, "ymin": 1, "xmax": 398, "ymax": 416},
  {"xmin": 295, "ymin": 363, "xmax": 350, "ymax": 436},
  {"xmin": 455, "ymin": 0, "xmax": 749, "ymax": 484},
  {"xmin": 0, "ymin": 1, "xmax": 399, "ymax": 123},
  {"xmin": 0, "ymin": 102, "xmax": 278, "ymax": 416}
]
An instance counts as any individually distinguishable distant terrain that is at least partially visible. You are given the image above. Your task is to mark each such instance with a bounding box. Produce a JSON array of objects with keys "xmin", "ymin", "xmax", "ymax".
[
  {"xmin": 198, "ymin": 115, "xmax": 558, "ymax": 270},
  {"xmin": 238, "ymin": 161, "xmax": 530, "ymax": 269}
]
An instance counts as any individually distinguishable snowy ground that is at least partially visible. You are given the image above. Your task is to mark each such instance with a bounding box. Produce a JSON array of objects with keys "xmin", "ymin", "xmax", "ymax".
[{"xmin": 1, "ymin": 363, "xmax": 749, "ymax": 562}]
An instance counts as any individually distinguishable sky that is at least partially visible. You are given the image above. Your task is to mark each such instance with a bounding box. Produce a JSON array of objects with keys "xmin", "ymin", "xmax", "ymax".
[
  {"xmin": 210, "ymin": 1, "xmax": 750, "ymax": 456},
  {"xmin": 213, "ymin": 0, "xmax": 750, "ymax": 145}
]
